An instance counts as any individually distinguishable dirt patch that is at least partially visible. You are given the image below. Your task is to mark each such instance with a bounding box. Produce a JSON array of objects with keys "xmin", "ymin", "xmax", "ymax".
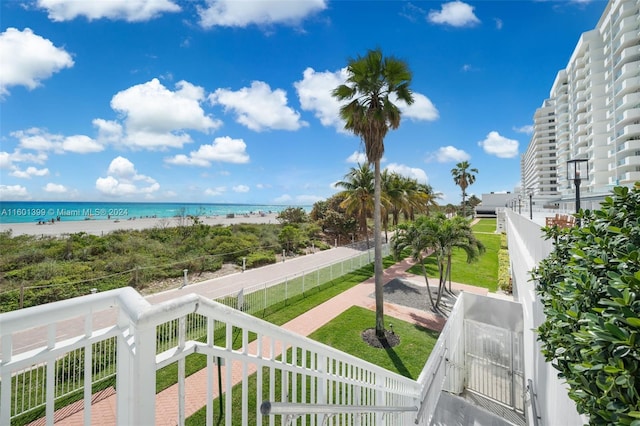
[
  {"xmin": 361, "ymin": 328, "xmax": 400, "ymax": 349},
  {"xmin": 140, "ymin": 263, "xmax": 240, "ymax": 295}
]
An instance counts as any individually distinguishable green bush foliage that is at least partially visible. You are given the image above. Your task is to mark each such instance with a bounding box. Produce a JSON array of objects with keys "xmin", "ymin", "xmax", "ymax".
[
  {"xmin": 498, "ymin": 234, "xmax": 511, "ymax": 293},
  {"xmin": 532, "ymin": 184, "xmax": 640, "ymax": 425},
  {"xmin": 243, "ymin": 250, "xmax": 276, "ymax": 268},
  {"xmin": 0, "ymin": 222, "xmax": 321, "ymax": 313}
]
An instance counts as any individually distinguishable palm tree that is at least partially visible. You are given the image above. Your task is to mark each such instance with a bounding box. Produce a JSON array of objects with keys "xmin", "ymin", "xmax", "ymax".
[
  {"xmin": 391, "ymin": 217, "xmax": 438, "ymax": 308},
  {"xmin": 451, "ymin": 161, "xmax": 478, "ymax": 217},
  {"xmin": 335, "ymin": 163, "xmax": 375, "ymax": 245},
  {"xmin": 436, "ymin": 215, "xmax": 485, "ymax": 300},
  {"xmin": 391, "ymin": 214, "xmax": 484, "ymax": 311},
  {"xmin": 333, "ymin": 48, "xmax": 414, "ymax": 337},
  {"xmin": 381, "ymin": 170, "xmax": 407, "ymax": 241}
]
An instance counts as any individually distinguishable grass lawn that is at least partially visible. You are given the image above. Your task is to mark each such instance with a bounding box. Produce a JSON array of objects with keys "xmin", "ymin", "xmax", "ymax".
[
  {"xmin": 407, "ymin": 218, "xmax": 500, "ymax": 292},
  {"xmin": 471, "ymin": 218, "xmax": 498, "ymax": 233},
  {"xmin": 308, "ymin": 306, "xmax": 439, "ymax": 379},
  {"xmin": 187, "ymin": 305, "xmax": 439, "ymax": 425}
]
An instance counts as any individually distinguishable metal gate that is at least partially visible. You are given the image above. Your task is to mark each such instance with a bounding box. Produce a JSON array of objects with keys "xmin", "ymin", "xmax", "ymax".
[{"xmin": 464, "ymin": 319, "xmax": 524, "ymax": 413}]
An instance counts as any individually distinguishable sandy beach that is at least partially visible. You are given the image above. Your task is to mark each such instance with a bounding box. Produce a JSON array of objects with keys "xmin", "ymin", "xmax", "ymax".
[{"xmin": 0, "ymin": 212, "xmax": 279, "ymax": 237}]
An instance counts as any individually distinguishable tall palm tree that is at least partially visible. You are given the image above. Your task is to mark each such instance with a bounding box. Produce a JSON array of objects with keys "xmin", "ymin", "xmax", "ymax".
[
  {"xmin": 335, "ymin": 163, "xmax": 375, "ymax": 245},
  {"xmin": 333, "ymin": 48, "xmax": 414, "ymax": 337},
  {"xmin": 391, "ymin": 217, "xmax": 438, "ymax": 308},
  {"xmin": 381, "ymin": 170, "xmax": 406, "ymax": 240},
  {"xmin": 435, "ymin": 215, "xmax": 485, "ymax": 301},
  {"xmin": 451, "ymin": 161, "xmax": 478, "ymax": 217},
  {"xmin": 392, "ymin": 214, "xmax": 484, "ymax": 311}
]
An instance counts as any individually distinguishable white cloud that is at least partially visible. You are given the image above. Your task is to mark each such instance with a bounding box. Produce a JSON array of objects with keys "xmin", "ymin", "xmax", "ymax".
[
  {"xmin": 0, "ymin": 184, "xmax": 29, "ymax": 199},
  {"xmin": 165, "ymin": 136, "xmax": 250, "ymax": 167},
  {"xmin": 428, "ymin": 1, "xmax": 480, "ymax": 27},
  {"xmin": 295, "ymin": 67, "xmax": 349, "ymax": 131},
  {"xmin": 110, "ymin": 78, "xmax": 221, "ymax": 150},
  {"xmin": 295, "ymin": 67, "xmax": 438, "ymax": 131},
  {"xmin": 96, "ymin": 156, "xmax": 160, "ymax": 196},
  {"xmin": 0, "ymin": 152, "xmax": 11, "ymax": 169},
  {"xmin": 430, "ymin": 146, "xmax": 470, "ymax": 163},
  {"xmin": 198, "ymin": 0, "xmax": 327, "ymax": 28},
  {"xmin": 296, "ymin": 194, "xmax": 323, "ymax": 204},
  {"xmin": 395, "ymin": 92, "xmax": 439, "ymax": 122},
  {"xmin": 210, "ymin": 81, "xmax": 307, "ymax": 132},
  {"xmin": 346, "ymin": 151, "xmax": 368, "ymax": 164},
  {"xmin": 10, "ymin": 166, "xmax": 50, "ymax": 179},
  {"xmin": 93, "ymin": 119, "xmax": 123, "ymax": 143},
  {"xmin": 0, "ymin": 149, "xmax": 48, "ymax": 169},
  {"xmin": 513, "ymin": 124, "xmax": 534, "ymax": 135},
  {"xmin": 494, "ymin": 18, "xmax": 503, "ymax": 30},
  {"xmin": 11, "ymin": 128, "xmax": 103, "ymax": 153},
  {"xmin": 37, "ymin": 0, "xmax": 180, "ymax": 22},
  {"xmin": 385, "ymin": 163, "xmax": 429, "ymax": 184},
  {"xmin": 62, "ymin": 135, "xmax": 104, "ymax": 153},
  {"xmin": 43, "ymin": 182, "xmax": 67, "ymax": 193},
  {"xmin": 233, "ymin": 185, "xmax": 250, "ymax": 193},
  {"xmin": 274, "ymin": 194, "xmax": 293, "ymax": 203},
  {"xmin": 205, "ymin": 186, "xmax": 226, "ymax": 196},
  {"xmin": 478, "ymin": 131, "xmax": 519, "ymax": 158},
  {"xmin": 0, "ymin": 28, "xmax": 74, "ymax": 97}
]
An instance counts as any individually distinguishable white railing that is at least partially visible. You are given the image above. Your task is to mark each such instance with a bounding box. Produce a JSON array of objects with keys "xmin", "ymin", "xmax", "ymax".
[
  {"xmin": 216, "ymin": 244, "xmax": 388, "ymax": 316},
  {"xmin": 1, "ymin": 286, "xmax": 423, "ymax": 426},
  {"xmin": 413, "ymin": 291, "xmax": 465, "ymax": 424}
]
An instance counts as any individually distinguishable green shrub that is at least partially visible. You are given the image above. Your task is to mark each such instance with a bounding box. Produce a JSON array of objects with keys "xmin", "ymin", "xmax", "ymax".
[
  {"xmin": 497, "ymin": 248, "xmax": 511, "ymax": 293},
  {"xmin": 532, "ymin": 184, "xmax": 640, "ymax": 425},
  {"xmin": 243, "ymin": 250, "xmax": 276, "ymax": 268}
]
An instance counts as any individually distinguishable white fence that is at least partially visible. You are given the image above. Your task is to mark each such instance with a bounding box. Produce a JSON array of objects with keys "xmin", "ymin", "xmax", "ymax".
[
  {"xmin": 217, "ymin": 244, "xmax": 388, "ymax": 316},
  {"xmin": 1, "ymin": 244, "xmax": 388, "ymax": 423},
  {"xmin": 1, "ymin": 287, "xmax": 427, "ymax": 425}
]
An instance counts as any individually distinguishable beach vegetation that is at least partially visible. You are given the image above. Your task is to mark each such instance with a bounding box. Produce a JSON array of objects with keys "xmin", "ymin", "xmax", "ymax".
[
  {"xmin": 0, "ymin": 222, "xmax": 321, "ymax": 313},
  {"xmin": 333, "ymin": 47, "xmax": 414, "ymax": 338},
  {"xmin": 276, "ymin": 206, "xmax": 308, "ymax": 225}
]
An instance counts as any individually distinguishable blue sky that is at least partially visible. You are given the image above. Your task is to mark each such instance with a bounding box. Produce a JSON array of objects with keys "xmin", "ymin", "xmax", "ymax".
[{"xmin": 1, "ymin": 0, "xmax": 605, "ymax": 206}]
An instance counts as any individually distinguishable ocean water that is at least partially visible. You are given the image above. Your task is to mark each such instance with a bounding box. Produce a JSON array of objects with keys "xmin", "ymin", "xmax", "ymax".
[{"xmin": 0, "ymin": 201, "xmax": 305, "ymax": 224}]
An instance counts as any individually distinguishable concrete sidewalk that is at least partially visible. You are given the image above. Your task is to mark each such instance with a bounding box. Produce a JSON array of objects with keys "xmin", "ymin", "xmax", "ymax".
[{"xmin": 52, "ymin": 257, "xmax": 488, "ymax": 426}]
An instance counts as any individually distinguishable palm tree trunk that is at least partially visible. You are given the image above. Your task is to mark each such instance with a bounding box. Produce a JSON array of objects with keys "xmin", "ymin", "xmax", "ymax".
[
  {"xmin": 435, "ymin": 259, "xmax": 446, "ymax": 309},
  {"xmin": 419, "ymin": 256, "xmax": 437, "ymax": 308},
  {"xmin": 447, "ymin": 254, "xmax": 453, "ymax": 293},
  {"xmin": 361, "ymin": 201, "xmax": 370, "ymax": 249},
  {"xmin": 374, "ymin": 160, "xmax": 384, "ymax": 338}
]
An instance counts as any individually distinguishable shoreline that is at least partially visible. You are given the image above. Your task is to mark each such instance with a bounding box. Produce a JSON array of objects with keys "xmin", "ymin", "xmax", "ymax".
[{"xmin": 0, "ymin": 213, "xmax": 279, "ymax": 237}]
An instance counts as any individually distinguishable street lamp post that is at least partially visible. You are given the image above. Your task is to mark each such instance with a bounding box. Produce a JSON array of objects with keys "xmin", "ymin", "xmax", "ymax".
[
  {"xmin": 567, "ymin": 158, "xmax": 589, "ymax": 214},
  {"xmin": 527, "ymin": 189, "xmax": 533, "ymax": 220},
  {"xmin": 518, "ymin": 195, "xmax": 522, "ymax": 214}
]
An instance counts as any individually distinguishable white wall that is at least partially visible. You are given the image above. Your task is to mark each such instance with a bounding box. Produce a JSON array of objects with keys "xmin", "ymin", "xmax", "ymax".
[{"xmin": 506, "ymin": 209, "xmax": 587, "ymax": 425}]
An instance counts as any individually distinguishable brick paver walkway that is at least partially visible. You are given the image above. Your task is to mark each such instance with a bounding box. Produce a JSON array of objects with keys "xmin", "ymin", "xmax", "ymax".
[{"xmin": 52, "ymin": 257, "xmax": 489, "ymax": 425}]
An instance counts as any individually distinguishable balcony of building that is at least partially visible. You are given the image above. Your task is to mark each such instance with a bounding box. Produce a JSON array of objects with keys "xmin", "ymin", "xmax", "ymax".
[
  {"xmin": 613, "ymin": 59, "xmax": 640, "ymax": 83},
  {"xmin": 618, "ymin": 169, "xmax": 640, "ymax": 184},
  {"xmin": 618, "ymin": 106, "xmax": 640, "ymax": 126},
  {"xmin": 1, "ymin": 231, "xmax": 561, "ymax": 426},
  {"xmin": 616, "ymin": 91, "xmax": 640, "ymax": 111},
  {"xmin": 615, "ymin": 75, "xmax": 640, "ymax": 97}
]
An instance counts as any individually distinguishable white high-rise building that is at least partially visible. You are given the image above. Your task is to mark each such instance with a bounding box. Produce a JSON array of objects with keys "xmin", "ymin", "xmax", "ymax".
[
  {"xmin": 523, "ymin": 0, "xmax": 640, "ymax": 211},
  {"xmin": 521, "ymin": 99, "xmax": 558, "ymax": 208}
]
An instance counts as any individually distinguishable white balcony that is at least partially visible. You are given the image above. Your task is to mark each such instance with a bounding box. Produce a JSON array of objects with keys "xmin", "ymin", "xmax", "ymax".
[{"xmin": 1, "ymin": 246, "xmax": 536, "ymax": 426}]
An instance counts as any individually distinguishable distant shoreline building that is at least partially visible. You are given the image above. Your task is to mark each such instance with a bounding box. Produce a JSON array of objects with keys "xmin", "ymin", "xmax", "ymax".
[{"xmin": 522, "ymin": 0, "xmax": 639, "ymax": 211}]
